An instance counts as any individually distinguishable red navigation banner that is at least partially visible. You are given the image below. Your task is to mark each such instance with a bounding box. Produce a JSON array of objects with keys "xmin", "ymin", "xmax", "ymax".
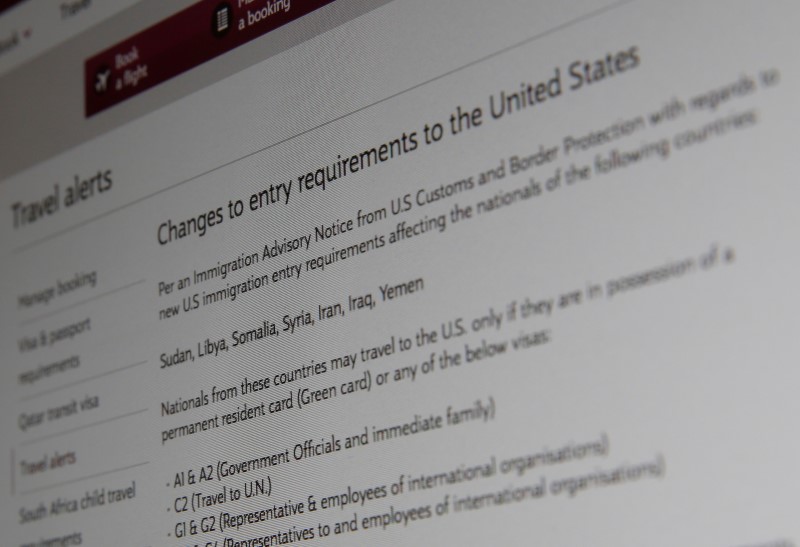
[{"xmin": 84, "ymin": 0, "xmax": 334, "ymax": 117}]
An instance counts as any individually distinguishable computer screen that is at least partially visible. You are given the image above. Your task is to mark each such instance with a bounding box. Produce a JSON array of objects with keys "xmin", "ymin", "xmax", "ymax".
[{"xmin": 1, "ymin": 1, "xmax": 798, "ymax": 545}]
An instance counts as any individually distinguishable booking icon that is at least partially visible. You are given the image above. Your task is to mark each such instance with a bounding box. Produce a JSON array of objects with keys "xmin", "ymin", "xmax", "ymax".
[{"xmin": 213, "ymin": 3, "xmax": 232, "ymax": 37}]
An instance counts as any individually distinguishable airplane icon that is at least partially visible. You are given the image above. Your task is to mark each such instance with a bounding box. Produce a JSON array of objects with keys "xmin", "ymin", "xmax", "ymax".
[{"xmin": 94, "ymin": 66, "xmax": 111, "ymax": 94}]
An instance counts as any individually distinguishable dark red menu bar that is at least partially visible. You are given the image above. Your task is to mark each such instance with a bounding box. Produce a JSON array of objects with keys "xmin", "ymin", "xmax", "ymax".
[{"xmin": 84, "ymin": 0, "xmax": 335, "ymax": 117}]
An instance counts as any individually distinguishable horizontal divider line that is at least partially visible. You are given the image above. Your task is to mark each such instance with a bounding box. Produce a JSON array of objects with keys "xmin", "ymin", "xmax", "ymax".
[
  {"xmin": 18, "ymin": 279, "xmax": 146, "ymax": 326},
  {"xmin": 18, "ymin": 461, "xmax": 149, "ymax": 496},
  {"xmin": 19, "ymin": 360, "xmax": 148, "ymax": 402},
  {"xmin": 20, "ymin": 408, "xmax": 148, "ymax": 446}
]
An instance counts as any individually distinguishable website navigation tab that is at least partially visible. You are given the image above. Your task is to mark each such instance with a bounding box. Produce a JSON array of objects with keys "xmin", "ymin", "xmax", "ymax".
[
  {"xmin": 0, "ymin": 0, "xmax": 139, "ymax": 77},
  {"xmin": 84, "ymin": 0, "xmax": 334, "ymax": 117}
]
